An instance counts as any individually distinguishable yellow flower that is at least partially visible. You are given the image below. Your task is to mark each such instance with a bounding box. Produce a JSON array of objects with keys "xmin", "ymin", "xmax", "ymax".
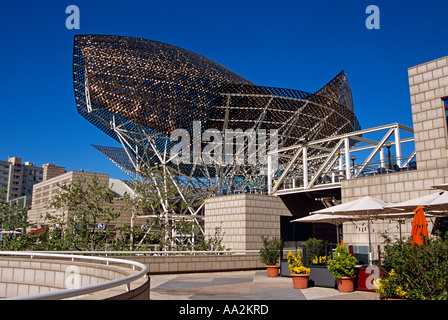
[
  {"xmin": 293, "ymin": 266, "xmax": 310, "ymax": 274},
  {"xmin": 395, "ymin": 286, "xmax": 408, "ymax": 298},
  {"xmin": 373, "ymin": 278, "xmax": 382, "ymax": 290},
  {"xmin": 312, "ymin": 255, "xmax": 327, "ymax": 264},
  {"xmin": 374, "ymin": 269, "xmax": 408, "ymax": 299},
  {"xmin": 288, "ymin": 250, "xmax": 309, "ymax": 274}
]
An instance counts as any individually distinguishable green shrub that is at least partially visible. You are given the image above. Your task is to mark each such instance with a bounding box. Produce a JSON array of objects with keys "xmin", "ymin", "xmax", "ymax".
[
  {"xmin": 327, "ymin": 244, "xmax": 358, "ymax": 278},
  {"xmin": 259, "ymin": 236, "xmax": 282, "ymax": 266},
  {"xmin": 304, "ymin": 238, "xmax": 328, "ymax": 265},
  {"xmin": 380, "ymin": 234, "xmax": 448, "ymax": 300}
]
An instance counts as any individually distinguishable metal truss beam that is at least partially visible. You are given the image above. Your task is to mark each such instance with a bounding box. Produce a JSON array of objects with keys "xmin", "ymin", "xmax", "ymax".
[{"xmin": 271, "ymin": 123, "xmax": 416, "ymax": 196}]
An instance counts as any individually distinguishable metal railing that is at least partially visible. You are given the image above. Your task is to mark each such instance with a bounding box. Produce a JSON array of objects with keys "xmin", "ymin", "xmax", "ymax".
[
  {"xmin": 276, "ymin": 154, "xmax": 417, "ymax": 193},
  {"xmin": 25, "ymin": 250, "xmax": 260, "ymax": 256},
  {"xmin": 0, "ymin": 251, "xmax": 148, "ymax": 300},
  {"xmin": 269, "ymin": 123, "xmax": 415, "ymax": 195}
]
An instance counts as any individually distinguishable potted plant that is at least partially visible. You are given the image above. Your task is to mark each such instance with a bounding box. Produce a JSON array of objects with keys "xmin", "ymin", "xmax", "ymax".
[
  {"xmin": 327, "ymin": 244, "xmax": 358, "ymax": 292},
  {"xmin": 287, "ymin": 250, "xmax": 310, "ymax": 289},
  {"xmin": 259, "ymin": 236, "xmax": 282, "ymax": 277}
]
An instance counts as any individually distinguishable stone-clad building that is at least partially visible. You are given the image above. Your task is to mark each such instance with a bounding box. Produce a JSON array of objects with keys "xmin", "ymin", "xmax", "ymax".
[{"xmin": 340, "ymin": 55, "xmax": 448, "ymax": 255}]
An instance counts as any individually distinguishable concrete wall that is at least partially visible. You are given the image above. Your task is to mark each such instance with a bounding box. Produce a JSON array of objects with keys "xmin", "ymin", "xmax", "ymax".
[
  {"xmin": 341, "ymin": 56, "xmax": 448, "ymax": 255},
  {"xmin": 0, "ymin": 257, "xmax": 149, "ymax": 300},
  {"xmin": 127, "ymin": 253, "xmax": 264, "ymax": 275},
  {"xmin": 204, "ymin": 193, "xmax": 291, "ymax": 250}
]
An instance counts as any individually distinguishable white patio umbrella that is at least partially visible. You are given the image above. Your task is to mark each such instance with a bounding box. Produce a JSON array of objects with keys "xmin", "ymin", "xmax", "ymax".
[
  {"xmin": 291, "ymin": 214, "xmax": 366, "ymax": 245},
  {"xmin": 291, "ymin": 213, "xmax": 356, "ymax": 224},
  {"xmin": 292, "ymin": 212, "xmax": 419, "ymax": 247},
  {"xmin": 312, "ymin": 196, "xmax": 396, "ymax": 215},
  {"xmin": 291, "ymin": 212, "xmax": 417, "ymax": 239},
  {"xmin": 310, "ymin": 196, "xmax": 400, "ymax": 264},
  {"xmin": 389, "ymin": 191, "xmax": 448, "ymax": 212},
  {"xmin": 432, "ymin": 183, "xmax": 448, "ymax": 191}
]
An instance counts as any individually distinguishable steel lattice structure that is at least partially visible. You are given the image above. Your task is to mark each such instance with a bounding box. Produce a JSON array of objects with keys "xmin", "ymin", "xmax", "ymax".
[{"xmin": 72, "ymin": 35, "xmax": 360, "ymax": 232}]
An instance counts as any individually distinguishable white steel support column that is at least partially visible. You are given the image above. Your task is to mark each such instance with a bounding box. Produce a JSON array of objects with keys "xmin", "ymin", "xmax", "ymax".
[
  {"xmin": 344, "ymin": 137, "xmax": 351, "ymax": 179},
  {"xmin": 267, "ymin": 154, "xmax": 272, "ymax": 194},
  {"xmin": 394, "ymin": 126, "xmax": 402, "ymax": 167},
  {"xmin": 338, "ymin": 154, "xmax": 343, "ymax": 183},
  {"xmin": 303, "ymin": 146, "xmax": 308, "ymax": 188},
  {"xmin": 380, "ymin": 148, "xmax": 385, "ymax": 168}
]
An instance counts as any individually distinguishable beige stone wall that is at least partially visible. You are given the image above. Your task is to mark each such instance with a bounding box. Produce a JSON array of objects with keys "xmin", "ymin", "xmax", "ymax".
[
  {"xmin": 409, "ymin": 56, "xmax": 448, "ymax": 171},
  {"xmin": 42, "ymin": 163, "xmax": 66, "ymax": 181},
  {"xmin": 28, "ymin": 171, "xmax": 109, "ymax": 228},
  {"xmin": 341, "ymin": 56, "xmax": 448, "ymax": 256},
  {"xmin": 204, "ymin": 193, "xmax": 291, "ymax": 250},
  {"xmin": 127, "ymin": 253, "xmax": 264, "ymax": 274},
  {"xmin": 0, "ymin": 257, "xmax": 149, "ymax": 300},
  {"xmin": 27, "ymin": 171, "xmax": 143, "ymax": 231}
]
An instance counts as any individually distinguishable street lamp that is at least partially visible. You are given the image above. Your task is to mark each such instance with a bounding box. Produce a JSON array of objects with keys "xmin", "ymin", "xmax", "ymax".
[
  {"xmin": 385, "ymin": 142, "xmax": 392, "ymax": 170},
  {"xmin": 350, "ymin": 155, "xmax": 356, "ymax": 175}
]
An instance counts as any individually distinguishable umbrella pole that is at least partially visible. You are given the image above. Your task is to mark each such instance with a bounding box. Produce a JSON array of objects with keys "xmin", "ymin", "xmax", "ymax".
[
  {"xmin": 336, "ymin": 223, "xmax": 340, "ymax": 244},
  {"xmin": 368, "ymin": 218, "xmax": 372, "ymax": 265}
]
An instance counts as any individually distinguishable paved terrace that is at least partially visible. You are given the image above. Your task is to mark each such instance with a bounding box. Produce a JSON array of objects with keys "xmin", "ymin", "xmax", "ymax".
[{"xmin": 150, "ymin": 270, "xmax": 379, "ymax": 300}]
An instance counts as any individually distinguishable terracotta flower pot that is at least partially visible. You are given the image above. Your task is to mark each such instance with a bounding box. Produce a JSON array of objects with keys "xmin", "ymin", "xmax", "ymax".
[
  {"xmin": 291, "ymin": 274, "xmax": 310, "ymax": 289},
  {"xmin": 266, "ymin": 265, "xmax": 280, "ymax": 277},
  {"xmin": 336, "ymin": 276, "xmax": 355, "ymax": 292}
]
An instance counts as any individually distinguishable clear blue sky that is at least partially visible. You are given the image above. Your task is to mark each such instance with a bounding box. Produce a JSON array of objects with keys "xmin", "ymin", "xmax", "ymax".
[{"xmin": 1, "ymin": 0, "xmax": 447, "ymax": 180}]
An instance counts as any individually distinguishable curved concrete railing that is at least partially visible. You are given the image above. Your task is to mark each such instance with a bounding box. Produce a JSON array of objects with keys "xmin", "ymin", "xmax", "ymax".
[{"xmin": 0, "ymin": 251, "xmax": 148, "ymax": 300}]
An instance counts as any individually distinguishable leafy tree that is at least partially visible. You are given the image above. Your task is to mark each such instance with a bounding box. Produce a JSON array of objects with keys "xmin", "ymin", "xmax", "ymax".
[
  {"xmin": 1, "ymin": 168, "xmax": 225, "ymax": 252},
  {"xmin": 28, "ymin": 228, "xmax": 74, "ymax": 251},
  {"xmin": 46, "ymin": 175, "xmax": 121, "ymax": 251},
  {"xmin": 0, "ymin": 189, "xmax": 31, "ymax": 250}
]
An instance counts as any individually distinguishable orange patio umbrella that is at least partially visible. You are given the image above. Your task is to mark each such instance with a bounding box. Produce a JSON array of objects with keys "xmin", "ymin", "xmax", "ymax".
[{"xmin": 411, "ymin": 206, "xmax": 429, "ymax": 245}]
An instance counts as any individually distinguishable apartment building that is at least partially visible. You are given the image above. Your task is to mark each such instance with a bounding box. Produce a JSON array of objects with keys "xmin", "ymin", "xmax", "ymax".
[{"xmin": 0, "ymin": 157, "xmax": 44, "ymax": 206}]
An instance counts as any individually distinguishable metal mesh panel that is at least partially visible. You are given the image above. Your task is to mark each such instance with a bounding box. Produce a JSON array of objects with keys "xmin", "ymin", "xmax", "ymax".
[
  {"xmin": 72, "ymin": 34, "xmax": 360, "ymax": 190},
  {"xmin": 73, "ymin": 34, "xmax": 253, "ymax": 138},
  {"xmin": 314, "ymin": 70, "xmax": 354, "ymax": 112}
]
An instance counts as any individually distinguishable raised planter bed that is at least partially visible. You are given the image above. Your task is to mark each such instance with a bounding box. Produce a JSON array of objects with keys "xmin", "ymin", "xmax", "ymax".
[
  {"xmin": 280, "ymin": 261, "xmax": 336, "ymax": 288},
  {"xmin": 355, "ymin": 266, "xmax": 376, "ymax": 292},
  {"xmin": 308, "ymin": 265, "xmax": 336, "ymax": 288}
]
